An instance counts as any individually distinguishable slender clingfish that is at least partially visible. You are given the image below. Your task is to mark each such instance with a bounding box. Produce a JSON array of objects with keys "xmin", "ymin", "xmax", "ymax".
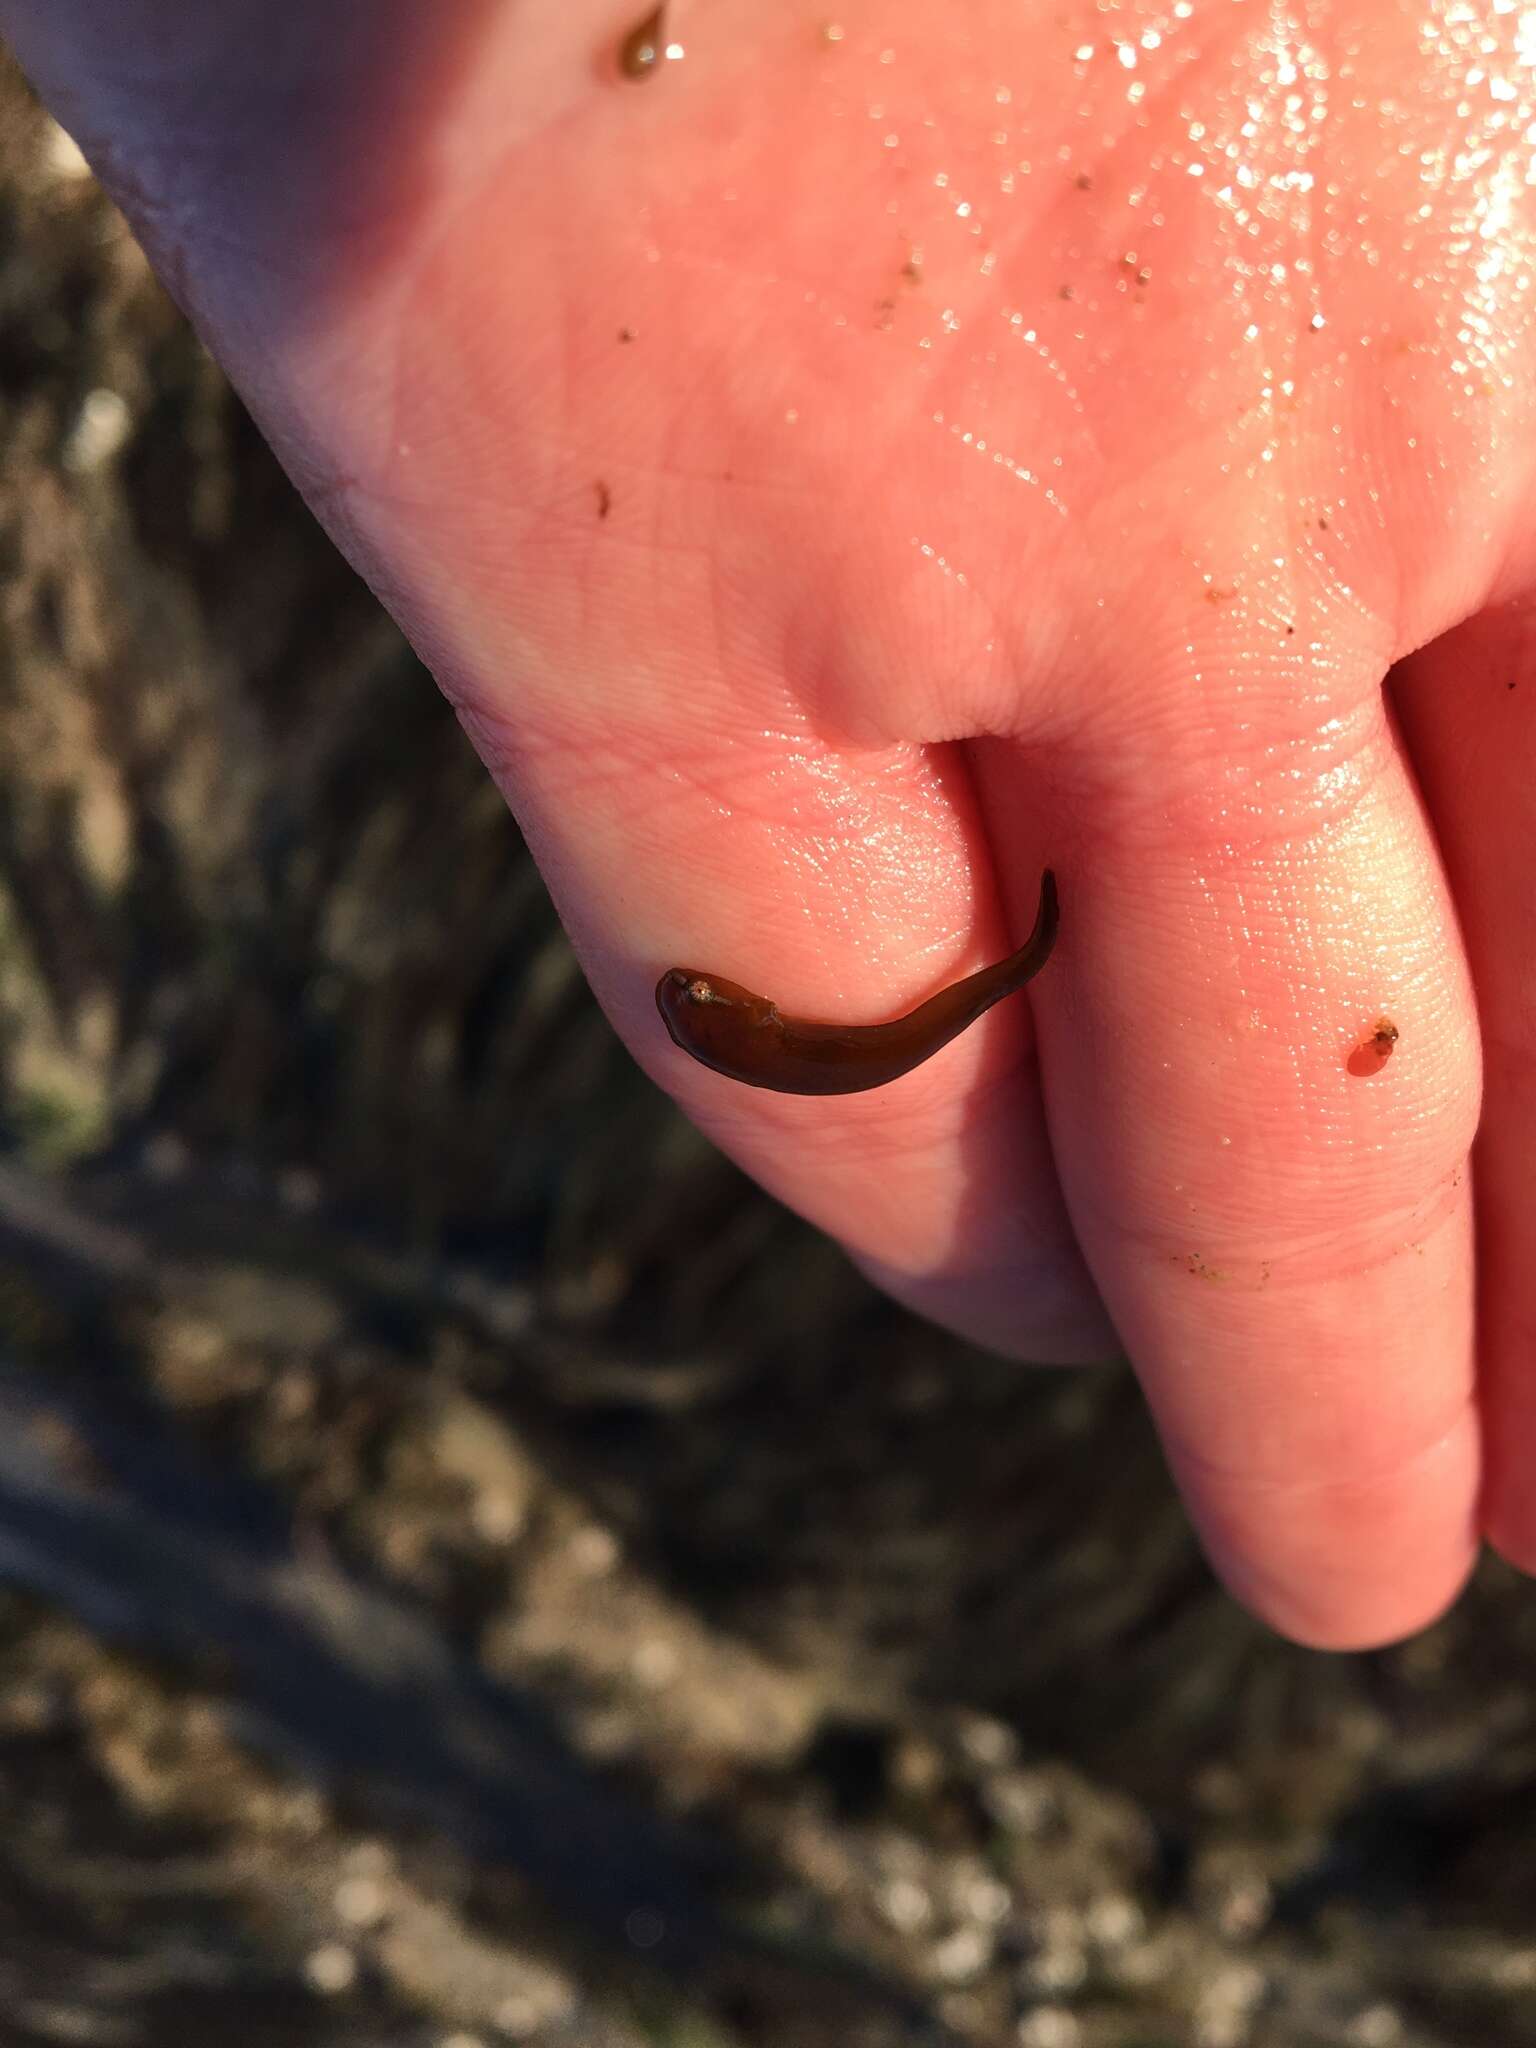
[
  {"xmin": 618, "ymin": 5, "xmax": 665, "ymax": 76},
  {"xmin": 657, "ymin": 870, "xmax": 1059, "ymax": 1095}
]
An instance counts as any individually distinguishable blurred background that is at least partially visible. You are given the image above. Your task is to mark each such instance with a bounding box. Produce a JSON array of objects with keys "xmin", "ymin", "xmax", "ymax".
[{"xmin": 2, "ymin": 46, "xmax": 1536, "ymax": 2048}]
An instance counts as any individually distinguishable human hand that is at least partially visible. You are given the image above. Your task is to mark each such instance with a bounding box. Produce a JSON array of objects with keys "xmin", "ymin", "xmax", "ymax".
[{"xmin": 7, "ymin": 0, "xmax": 1532, "ymax": 1648}]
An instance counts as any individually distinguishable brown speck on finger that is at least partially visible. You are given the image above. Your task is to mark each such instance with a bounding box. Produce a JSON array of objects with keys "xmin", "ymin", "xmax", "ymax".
[
  {"xmin": 1347, "ymin": 1016, "xmax": 1399, "ymax": 1078},
  {"xmin": 596, "ymin": 480, "xmax": 612, "ymax": 519}
]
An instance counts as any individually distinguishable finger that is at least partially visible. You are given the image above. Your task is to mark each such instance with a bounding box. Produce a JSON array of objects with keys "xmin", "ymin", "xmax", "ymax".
[
  {"xmin": 982, "ymin": 682, "xmax": 1482, "ymax": 1648},
  {"xmin": 597, "ymin": 730, "xmax": 1116, "ymax": 1365},
  {"xmin": 1390, "ymin": 601, "xmax": 1536, "ymax": 1572}
]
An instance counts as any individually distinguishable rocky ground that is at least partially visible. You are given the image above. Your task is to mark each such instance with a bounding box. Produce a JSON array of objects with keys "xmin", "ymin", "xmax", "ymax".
[{"xmin": 2, "ymin": 47, "xmax": 1536, "ymax": 2048}]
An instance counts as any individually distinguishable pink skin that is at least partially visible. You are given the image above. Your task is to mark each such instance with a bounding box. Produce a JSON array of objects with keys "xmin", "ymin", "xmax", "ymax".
[{"xmin": 11, "ymin": 0, "xmax": 1536, "ymax": 1646}]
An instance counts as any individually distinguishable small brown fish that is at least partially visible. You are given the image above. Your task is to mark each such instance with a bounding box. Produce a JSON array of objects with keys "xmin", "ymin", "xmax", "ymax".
[{"xmin": 657, "ymin": 871, "xmax": 1059, "ymax": 1095}]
